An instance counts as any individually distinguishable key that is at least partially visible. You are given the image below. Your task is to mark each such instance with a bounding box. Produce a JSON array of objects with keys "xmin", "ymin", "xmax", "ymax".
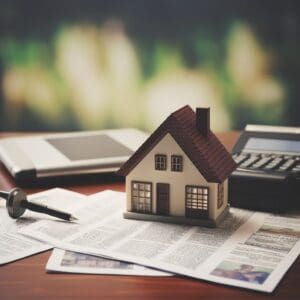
[
  {"xmin": 279, "ymin": 159, "xmax": 296, "ymax": 171},
  {"xmin": 233, "ymin": 153, "xmax": 249, "ymax": 165},
  {"xmin": 263, "ymin": 157, "xmax": 283, "ymax": 170},
  {"xmin": 250, "ymin": 157, "xmax": 273, "ymax": 169},
  {"xmin": 239, "ymin": 156, "xmax": 260, "ymax": 168}
]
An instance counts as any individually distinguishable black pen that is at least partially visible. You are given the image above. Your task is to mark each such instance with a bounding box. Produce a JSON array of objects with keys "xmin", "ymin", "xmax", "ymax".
[
  {"xmin": 0, "ymin": 188, "xmax": 78, "ymax": 222},
  {"xmin": 23, "ymin": 201, "xmax": 78, "ymax": 222}
]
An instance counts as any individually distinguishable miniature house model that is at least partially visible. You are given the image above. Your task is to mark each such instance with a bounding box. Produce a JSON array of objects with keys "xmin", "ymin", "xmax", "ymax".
[{"xmin": 117, "ymin": 105, "xmax": 236, "ymax": 227}]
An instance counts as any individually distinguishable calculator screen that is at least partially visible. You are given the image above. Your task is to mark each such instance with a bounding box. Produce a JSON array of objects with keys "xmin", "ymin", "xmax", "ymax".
[{"xmin": 245, "ymin": 138, "xmax": 300, "ymax": 154}]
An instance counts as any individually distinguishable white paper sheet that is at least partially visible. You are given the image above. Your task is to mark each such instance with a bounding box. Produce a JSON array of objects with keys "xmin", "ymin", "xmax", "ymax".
[
  {"xmin": 47, "ymin": 248, "xmax": 171, "ymax": 276},
  {"xmin": 20, "ymin": 190, "xmax": 300, "ymax": 292},
  {"xmin": 0, "ymin": 188, "xmax": 85, "ymax": 265}
]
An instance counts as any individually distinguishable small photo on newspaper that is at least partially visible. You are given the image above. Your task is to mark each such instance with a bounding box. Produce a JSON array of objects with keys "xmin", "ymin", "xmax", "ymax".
[
  {"xmin": 46, "ymin": 248, "xmax": 171, "ymax": 276},
  {"xmin": 207, "ymin": 214, "xmax": 300, "ymax": 292},
  {"xmin": 211, "ymin": 261, "xmax": 272, "ymax": 285}
]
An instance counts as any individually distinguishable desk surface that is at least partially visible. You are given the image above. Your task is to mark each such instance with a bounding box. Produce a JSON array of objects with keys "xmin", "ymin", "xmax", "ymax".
[{"xmin": 0, "ymin": 132, "xmax": 299, "ymax": 300}]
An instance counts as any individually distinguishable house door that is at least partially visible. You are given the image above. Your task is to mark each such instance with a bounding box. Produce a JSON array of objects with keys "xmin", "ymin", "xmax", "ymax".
[{"xmin": 156, "ymin": 183, "xmax": 170, "ymax": 216}]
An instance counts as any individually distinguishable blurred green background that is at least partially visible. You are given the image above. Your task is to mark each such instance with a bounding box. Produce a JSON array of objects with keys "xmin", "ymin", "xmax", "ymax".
[{"xmin": 0, "ymin": 0, "xmax": 299, "ymax": 132}]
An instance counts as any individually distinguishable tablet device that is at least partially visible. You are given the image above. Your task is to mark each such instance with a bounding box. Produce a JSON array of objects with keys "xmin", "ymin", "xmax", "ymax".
[{"xmin": 0, "ymin": 128, "xmax": 148, "ymax": 183}]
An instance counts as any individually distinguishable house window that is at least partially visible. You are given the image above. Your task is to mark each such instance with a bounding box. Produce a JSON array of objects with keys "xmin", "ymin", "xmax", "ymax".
[
  {"xmin": 131, "ymin": 181, "xmax": 152, "ymax": 213},
  {"xmin": 171, "ymin": 155, "xmax": 183, "ymax": 172},
  {"xmin": 185, "ymin": 185, "xmax": 209, "ymax": 218},
  {"xmin": 155, "ymin": 154, "xmax": 167, "ymax": 170},
  {"xmin": 217, "ymin": 183, "xmax": 224, "ymax": 208}
]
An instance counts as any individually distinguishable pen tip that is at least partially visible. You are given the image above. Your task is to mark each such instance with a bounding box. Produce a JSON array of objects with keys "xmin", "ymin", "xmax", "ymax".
[{"xmin": 69, "ymin": 216, "xmax": 79, "ymax": 222}]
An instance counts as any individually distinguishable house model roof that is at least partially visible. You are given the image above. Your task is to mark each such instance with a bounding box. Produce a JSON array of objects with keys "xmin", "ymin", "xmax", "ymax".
[{"xmin": 117, "ymin": 105, "xmax": 236, "ymax": 183}]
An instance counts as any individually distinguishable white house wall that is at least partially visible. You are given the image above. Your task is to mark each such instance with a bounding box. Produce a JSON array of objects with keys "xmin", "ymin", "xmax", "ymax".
[
  {"xmin": 125, "ymin": 133, "xmax": 228, "ymax": 221},
  {"xmin": 213, "ymin": 179, "xmax": 228, "ymax": 220}
]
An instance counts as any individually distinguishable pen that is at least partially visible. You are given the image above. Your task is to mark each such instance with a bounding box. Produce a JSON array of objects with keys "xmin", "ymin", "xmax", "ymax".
[
  {"xmin": 23, "ymin": 201, "xmax": 78, "ymax": 222},
  {"xmin": 0, "ymin": 188, "xmax": 78, "ymax": 222}
]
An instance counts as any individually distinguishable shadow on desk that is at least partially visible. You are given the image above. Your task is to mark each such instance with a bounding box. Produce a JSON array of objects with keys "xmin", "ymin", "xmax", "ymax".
[{"xmin": 16, "ymin": 173, "xmax": 124, "ymax": 189}]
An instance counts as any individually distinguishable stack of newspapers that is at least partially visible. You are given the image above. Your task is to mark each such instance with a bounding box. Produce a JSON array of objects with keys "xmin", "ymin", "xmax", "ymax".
[{"xmin": 1, "ymin": 188, "xmax": 299, "ymax": 292}]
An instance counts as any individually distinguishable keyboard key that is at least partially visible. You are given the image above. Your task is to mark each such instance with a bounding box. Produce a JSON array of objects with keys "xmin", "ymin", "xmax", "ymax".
[
  {"xmin": 263, "ymin": 157, "xmax": 283, "ymax": 170},
  {"xmin": 283, "ymin": 155, "xmax": 292, "ymax": 159},
  {"xmin": 233, "ymin": 154, "xmax": 249, "ymax": 165},
  {"xmin": 291, "ymin": 164, "xmax": 300, "ymax": 172},
  {"xmin": 239, "ymin": 156, "xmax": 260, "ymax": 168},
  {"xmin": 279, "ymin": 159, "xmax": 296, "ymax": 171},
  {"xmin": 250, "ymin": 157, "xmax": 273, "ymax": 169}
]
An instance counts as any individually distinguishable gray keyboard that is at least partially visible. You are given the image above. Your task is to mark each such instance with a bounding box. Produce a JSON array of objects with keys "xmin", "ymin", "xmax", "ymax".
[{"xmin": 233, "ymin": 152, "xmax": 300, "ymax": 173}]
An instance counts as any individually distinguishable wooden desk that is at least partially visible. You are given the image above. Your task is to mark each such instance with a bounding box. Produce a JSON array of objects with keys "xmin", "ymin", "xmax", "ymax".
[{"xmin": 0, "ymin": 132, "xmax": 299, "ymax": 300}]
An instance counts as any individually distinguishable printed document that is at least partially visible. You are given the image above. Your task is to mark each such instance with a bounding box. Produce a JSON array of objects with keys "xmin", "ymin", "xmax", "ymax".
[
  {"xmin": 20, "ymin": 190, "xmax": 300, "ymax": 292},
  {"xmin": 47, "ymin": 248, "xmax": 171, "ymax": 276},
  {"xmin": 0, "ymin": 188, "xmax": 85, "ymax": 265}
]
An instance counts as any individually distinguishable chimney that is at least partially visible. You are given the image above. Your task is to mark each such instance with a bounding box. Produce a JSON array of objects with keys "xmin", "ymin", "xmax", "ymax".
[{"xmin": 196, "ymin": 107, "xmax": 210, "ymax": 138}]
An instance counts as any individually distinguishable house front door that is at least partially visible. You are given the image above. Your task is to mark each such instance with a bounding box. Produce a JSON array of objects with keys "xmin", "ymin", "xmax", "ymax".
[{"xmin": 156, "ymin": 183, "xmax": 170, "ymax": 216}]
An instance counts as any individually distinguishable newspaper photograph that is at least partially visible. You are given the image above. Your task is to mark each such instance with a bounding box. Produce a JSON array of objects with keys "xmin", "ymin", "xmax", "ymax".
[
  {"xmin": 47, "ymin": 248, "xmax": 171, "ymax": 276},
  {"xmin": 20, "ymin": 190, "xmax": 300, "ymax": 292}
]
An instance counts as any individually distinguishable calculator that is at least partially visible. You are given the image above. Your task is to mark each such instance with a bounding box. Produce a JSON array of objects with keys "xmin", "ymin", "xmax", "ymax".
[{"xmin": 229, "ymin": 125, "xmax": 300, "ymax": 213}]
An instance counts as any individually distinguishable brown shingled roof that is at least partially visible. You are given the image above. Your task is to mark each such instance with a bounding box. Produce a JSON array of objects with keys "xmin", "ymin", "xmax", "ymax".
[{"xmin": 117, "ymin": 105, "xmax": 236, "ymax": 183}]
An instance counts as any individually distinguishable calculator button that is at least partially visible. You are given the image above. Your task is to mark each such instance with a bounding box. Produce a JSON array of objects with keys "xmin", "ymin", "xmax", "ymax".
[
  {"xmin": 233, "ymin": 153, "xmax": 249, "ymax": 165},
  {"xmin": 239, "ymin": 156, "xmax": 260, "ymax": 168},
  {"xmin": 250, "ymin": 157, "xmax": 272, "ymax": 169},
  {"xmin": 279, "ymin": 159, "xmax": 296, "ymax": 171},
  {"xmin": 278, "ymin": 166, "xmax": 289, "ymax": 171},
  {"xmin": 263, "ymin": 158, "xmax": 283, "ymax": 170},
  {"xmin": 259, "ymin": 153, "xmax": 270, "ymax": 158},
  {"xmin": 291, "ymin": 164, "xmax": 300, "ymax": 173},
  {"xmin": 264, "ymin": 164, "xmax": 276, "ymax": 170}
]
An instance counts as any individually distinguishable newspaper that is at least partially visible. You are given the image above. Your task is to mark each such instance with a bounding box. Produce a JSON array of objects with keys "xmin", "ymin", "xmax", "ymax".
[
  {"xmin": 20, "ymin": 190, "xmax": 300, "ymax": 292},
  {"xmin": 47, "ymin": 248, "xmax": 171, "ymax": 276},
  {"xmin": 0, "ymin": 188, "xmax": 85, "ymax": 265},
  {"xmin": 1, "ymin": 188, "xmax": 164, "ymax": 275}
]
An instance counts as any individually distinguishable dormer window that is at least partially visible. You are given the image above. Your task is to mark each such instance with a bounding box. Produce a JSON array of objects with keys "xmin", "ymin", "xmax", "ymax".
[
  {"xmin": 171, "ymin": 155, "xmax": 183, "ymax": 172},
  {"xmin": 155, "ymin": 154, "xmax": 167, "ymax": 170}
]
